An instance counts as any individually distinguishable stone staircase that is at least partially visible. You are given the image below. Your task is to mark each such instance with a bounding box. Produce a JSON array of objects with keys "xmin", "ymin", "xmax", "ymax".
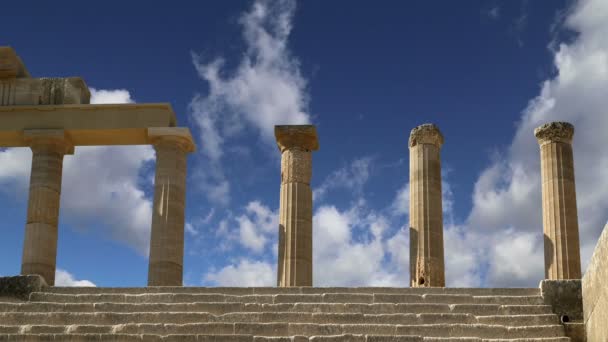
[{"xmin": 0, "ymin": 286, "xmax": 571, "ymax": 341}]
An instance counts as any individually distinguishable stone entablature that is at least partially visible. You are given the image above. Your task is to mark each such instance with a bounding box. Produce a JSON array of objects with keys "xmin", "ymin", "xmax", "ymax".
[{"xmin": 1, "ymin": 47, "xmax": 196, "ymax": 286}]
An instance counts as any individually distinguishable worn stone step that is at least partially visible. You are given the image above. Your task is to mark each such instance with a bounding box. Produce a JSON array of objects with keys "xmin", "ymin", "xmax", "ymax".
[
  {"xmin": 0, "ymin": 323, "xmax": 565, "ymax": 338},
  {"xmin": 0, "ymin": 312, "xmax": 563, "ymax": 327},
  {"xmin": 0, "ymin": 302, "xmax": 554, "ymax": 316},
  {"xmin": 43, "ymin": 287, "xmax": 541, "ymax": 297},
  {"xmin": 26, "ymin": 293, "xmax": 545, "ymax": 306},
  {"xmin": 0, "ymin": 334, "xmax": 573, "ymax": 342},
  {"xmin": 0, "ymin": 312, "xmax": 485, "ymax": 325}
]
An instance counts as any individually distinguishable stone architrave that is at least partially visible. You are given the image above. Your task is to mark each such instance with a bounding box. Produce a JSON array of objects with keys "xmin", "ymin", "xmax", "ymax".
[
  {"xmin": 409, "ymin": 123, "xmax": 445, "ymax": 287},
  {"xmin": 147, "ymin": 127, "xmax": 195, "ymax": 286},
  {"xmin": 20, "ymin": 129, "xmax": 73, "ymax": 286},
  {"xmin": 275, "ymin": 125, "xmax": 319, "ymax": 287},
  {"xmin": 535, "ymin": 121, "xmax": 582, "ymax": 279}
]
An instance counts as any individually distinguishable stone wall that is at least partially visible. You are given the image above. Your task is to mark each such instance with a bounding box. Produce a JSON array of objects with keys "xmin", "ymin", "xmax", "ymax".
[{"xmin": 582, "ymin": 223, "xmax": 608, "ymax": 341}]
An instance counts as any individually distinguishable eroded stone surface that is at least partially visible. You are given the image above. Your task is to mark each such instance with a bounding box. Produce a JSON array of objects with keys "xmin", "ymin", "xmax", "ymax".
[
  {"xmin": 276, "ymin": 125, "xmax": 319, "ymax": 287},
  {"xmin": 409, "ymin": 124, "xmax": 445, "ymax": 287},
  {"xmin": 0, "ymin": 275, "xmax": 46, "ymax": 300},
  {"xmin": 536, "ymin": 121, "xmax": 581, "ymax": 280},
  {"xmin": 583, "ymin": 223, "xmax": 608, "ymax": 342}
]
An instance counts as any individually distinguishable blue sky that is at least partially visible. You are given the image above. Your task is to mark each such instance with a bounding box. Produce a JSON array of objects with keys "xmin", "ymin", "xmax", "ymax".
[{"xmin": 1, "ymin": 0, "xmax": 607, "ymax": 288}]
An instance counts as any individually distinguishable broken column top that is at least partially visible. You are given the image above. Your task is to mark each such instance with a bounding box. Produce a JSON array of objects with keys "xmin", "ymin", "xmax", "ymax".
[
  {"xmin": 0, "ymin": 46, "xmax": 91, "ymax": 105},
  {"xmin": 409, "ymin": 123, "xmax": 444, "ymax": 148},
  {"xmin": 275, "ymin": 125, "xmax": 319, "ymax": 152},
  {"xmin": 534, "ymin": 121, "xmax": 574, "ymax": 145},
  {"xmin": 0, "ymin": 47, "xmax": 30, "ymax": 79}
]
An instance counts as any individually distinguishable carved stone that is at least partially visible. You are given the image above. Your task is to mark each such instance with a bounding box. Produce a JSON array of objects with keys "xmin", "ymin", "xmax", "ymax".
[
  {"xmin": 0, "ymin": 47, "xmax": 29, "ymax": 79},
  {"xmin": 408, "ymin": 123, "xmax": 444, "ymax": 148},
  {"xmin": 21, "ymin": 130, "xmax": 73, "ymax": 286},
  {"xmin": 409, "ymin": 123, "xmax": 445, "ymax": 287},
  {"xmin": 275, "ymin": 125, "xmax": 319, "ymax": 287},
  {"xmin": 536, "ymin": 121, "xmax": 581, "ymax": 280},
  {"xmin": 535, "ymin": 121, "xmax": 574, "ymax": 146},
  {"xmin": 147, "ymin": 128, "xmax": 195, "ymax": 286}
]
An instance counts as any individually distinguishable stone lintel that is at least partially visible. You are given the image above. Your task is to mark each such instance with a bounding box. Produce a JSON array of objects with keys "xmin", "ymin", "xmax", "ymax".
[
  {"xmin": 0, "ymin": 103, "xmax": 177, "ymax": 147},
  {"xmin": 409, "ymin": 123, "xmax": 444, "ymax": 148},
  {"xmin": 23, "ymin": 129, "xmax": 74, "ymax": 155},
  {"xmin": 275, "ymin": 125, "xmax": 319, "ymax": 152},
  {"xmin": 0, "ymin": 47, "xmax": 30, "ymax": 79},
  {"xmin": 147, "ymin": 127, "xmax": 196, "ymax": 153},
  {"xmin": 535, "ymin": 121, "xmax": 574, "ymax": 146}
]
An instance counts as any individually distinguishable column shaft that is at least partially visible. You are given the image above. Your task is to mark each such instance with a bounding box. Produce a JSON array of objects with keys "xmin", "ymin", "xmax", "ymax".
[
  {"xmin": 277, "ymin": 148, "xmax": 313, "ymax": 286},
  {"xmin": 409, "ymin": 124, "xmax": 445, "ymax": 287},
  {"xmin": 148, "ymin": 140, "xmax": 188, "ymax": 286},
  {"xmin": 536, "ymin": 122, "xmax": 581, "ymax": 279},
  {"xmin": 21, "ymin": 131, "xmax": 71, "ymax": 286}
]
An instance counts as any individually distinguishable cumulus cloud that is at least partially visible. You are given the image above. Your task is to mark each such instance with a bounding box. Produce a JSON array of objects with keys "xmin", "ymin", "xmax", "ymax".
[
  {"xmin": 463, "ymin": 0, "xmax": 608, "ymax": 286},
  {"xmin": 0, "ymin": 88, "xmax": 154, "ymax": 255},
  {"xmin": 314, "ymin": 158, "xmax": 373, "ymax": 202},
  {"xmin": 55, "ymin": 269, "xmax": 96, "ymax": 287},
  {"xmin": 89, "ymin": 88, "xmax": 134, "ymax": 104},
  {"xmin": 190, "ymin": 0, "xmax": 311, "ymax": 204},
  {"xmin": 204, "ymin": 259, "xmax": 274, "ymax": 286}
]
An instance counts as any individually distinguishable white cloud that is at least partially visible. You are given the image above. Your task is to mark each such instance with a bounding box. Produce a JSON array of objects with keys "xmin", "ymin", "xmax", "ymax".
[
  {"xmin": 0, "ymin": 88, "xmax": 154, "ymax": 256},
  {"xmin": 314, "ymin": 158, "xmax": 372, "ymax": 201},
  {"xmin": 463, "ymin": 0, "xmax": 608, "ymax": 286},
  {"xmin": 89, "ymin": 88, "xmax": 134, "ymax": 104},
  {"xmin": 237, "ymin": 201, "xmax": 278, "ymax": 253},
  {"xmin": 55, "ymin": 269, "xmax": 96, "ymax": 287},
  {"xmin": 189, "ymin": 0, "xmax": 310, "ymax": 205},
  {"xmin": 204, "ymin": 259, "xmax": 274, "ymax": 286}
]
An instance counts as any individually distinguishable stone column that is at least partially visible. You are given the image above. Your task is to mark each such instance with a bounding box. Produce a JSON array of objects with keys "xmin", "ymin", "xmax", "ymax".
[
  {"xmin": 147, "ymin": 128, "xmax": 195, "ymax": 286},
  {"xmin": 535, "ymin": 122, "xmax": 581, "ymax": 279},
  {"xmin": 275, "ymin": 125, "xmax": 319, "ymax": 287},
  {"xmin": 21, "ymin": 129, "xmax": 73, "ymax": 286},
  {"xmin": 409, "ymin": 123, "xmax": 445, "ymax": 287}
]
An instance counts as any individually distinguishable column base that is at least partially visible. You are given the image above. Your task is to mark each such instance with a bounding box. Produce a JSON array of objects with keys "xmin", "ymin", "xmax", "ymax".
[{"xmin": 147, "ymin": 261, "xmax": 183, "ymax": 286}]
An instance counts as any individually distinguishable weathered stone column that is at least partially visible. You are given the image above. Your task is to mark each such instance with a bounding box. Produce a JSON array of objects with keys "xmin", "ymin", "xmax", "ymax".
[
  {"xmin": 147, "ymin": 128, "xmax": 195, "ymax": 286},
  {"xmin": 276, "ymin": 125, "xmax": 319, "ymax": 287},
  {"xmin": 535, "ymin": 121, "xmax": 581, "ymax": 279},
  {"xmin": 409, "ymin": 123, "xmax": 445, "ymax": 287},
  {"xmin": 21, "ymin": 129, "xmax": 73, "ymax": 286}
]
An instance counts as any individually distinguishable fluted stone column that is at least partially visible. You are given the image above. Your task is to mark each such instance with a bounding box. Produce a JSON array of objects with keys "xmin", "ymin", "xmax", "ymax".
[
  {"xmin": 147, "ymin": 128, "xmax": 195, "ymax": 286},
  {"xmin": 21, "ymin": 129, "xmax": 73, "ymax": 286},
  {"xmin": 535, "ymin": 122, "xmax": 581, "ymax": 279},
  {"xmin": 409, "ymin": 123, "xmax": 445, "ymax": 287},
  {"xmin": 276, "ymin": 125, "xmax": 319, "ymax": 287}
]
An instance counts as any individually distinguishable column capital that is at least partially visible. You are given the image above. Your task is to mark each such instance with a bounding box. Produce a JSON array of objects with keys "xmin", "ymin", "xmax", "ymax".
[
  {"xmin": 409, "ymin": 123, "xmax": 444, "ymax": 148},
  {"xmin": 147, "ymin": 127, "xmax": 196, "ymax": 153},
  {"xmin": 534, "ymin": 121, "xmax": 574, "ymax": 146},
  {"xmin": 275, "ymin": 125, "xmax": 319, "ymax": 153},
  {"xmin": 0, "ymin": 46, "xmax": 30, "ymax": 79},
  {"xmin": 23, "ymin": 129, "xmax": 74, "ymax": 155}
]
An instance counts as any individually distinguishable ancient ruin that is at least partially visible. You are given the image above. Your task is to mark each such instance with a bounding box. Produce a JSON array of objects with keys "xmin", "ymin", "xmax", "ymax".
[
  {"xmin": 1, "ymin": 46, "xmax": 607, "ymax": 341},
  {"xmin": 535, "ymin": 122, "xmax": 582, "ymax": 280},
  {"xmin": 275, "ymin": 125, "xmax": 319, "ymax": 287},
  {"xmin": 409, "ymin": 123, "xmax": 445, "ymax": 288}
]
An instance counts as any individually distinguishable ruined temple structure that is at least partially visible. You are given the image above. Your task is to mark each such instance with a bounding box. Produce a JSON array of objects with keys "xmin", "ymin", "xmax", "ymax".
[{"xmin": 1, "ymin": 46, "xmax": 607, "ymax": 341}]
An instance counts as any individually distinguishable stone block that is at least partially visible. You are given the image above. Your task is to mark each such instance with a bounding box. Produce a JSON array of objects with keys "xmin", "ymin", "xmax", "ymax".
[
  {"xmin": 540, "ymin": 279, "xmax": 583, "ymax": 322},
  {"xmin": 0, "ymin": 275, "xmax": 47, "ymax": 300}
]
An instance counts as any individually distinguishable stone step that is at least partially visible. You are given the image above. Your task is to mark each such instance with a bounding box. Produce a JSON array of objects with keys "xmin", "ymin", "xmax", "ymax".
[
  {"xmin": 43, "ymin": 287, "xmax": 541, "ymax": 296},
  {"xmin": 0, "ymin": 311, "xmax": 559, "ymax": 326},
  {"xmin": 0, "ymin": 312, "xmax": 559, "ymax": 326},
  {"xmin": 27, "ymin": 293, "xmax": 545, "ymax": 305},
  {"xmin": 0, "ymin": 323, "xmax": 565, "ymax": 338},
  {"xmin": 0, "ymin": 334, "xmax": 572, "ymax": 342},
  {"xmin": 0, "ymin": 302, "xmax": 555, "ymax": 316}
]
